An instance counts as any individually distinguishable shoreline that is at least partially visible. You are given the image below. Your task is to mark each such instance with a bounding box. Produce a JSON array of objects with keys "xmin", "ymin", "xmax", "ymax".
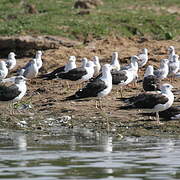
[{"xmin": 0, "ymin": 36, "xmax": 179, "ymax": 137}]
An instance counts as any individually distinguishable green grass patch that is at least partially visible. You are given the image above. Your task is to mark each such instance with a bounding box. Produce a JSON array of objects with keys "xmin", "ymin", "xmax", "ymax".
[{"xmin": 0, "ymin": 0, "xmax": 179, "ymax": 40}]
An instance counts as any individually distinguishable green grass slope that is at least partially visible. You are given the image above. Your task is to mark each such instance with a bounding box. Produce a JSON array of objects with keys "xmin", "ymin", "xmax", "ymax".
[{"xmin": 0, "ymin": 0, "xmax": 179, "ymax": 40}]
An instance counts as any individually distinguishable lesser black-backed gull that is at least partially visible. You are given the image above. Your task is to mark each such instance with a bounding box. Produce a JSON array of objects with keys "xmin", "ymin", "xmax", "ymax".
[
  {"xmin": 5, "ymin": 52, "xmax": 16, "ymax": 70},
  {"xmin": 120, "ymin": 83, "xmax": 174, "ymax": 124},
  {"xmin": 39, "ymin": 56, "xmax": 76, "ymax": 80},
  {"xmin": 141, "ymin": 106, "xmax": 180, "ymax": 121},
  {"xmin": 56, "ymin": 61, "xmax": 95, "ymax": 82},
  {"xmin": 143, "ymin": 65, "xmax": 161, "ymax": 91},
  {"xmin": 0, "ymin": 61, "xmax": 8, "ymax": 80},
  {"xmin": 65, "ymin": 64, "xmax": 112, "ymax": 108},
  {"xmin": 111, "ymin": 69, "xmax": 134, "ymax": 97},
  {"xmin": 0, "ymin": 76, "xmax": 27, "ymax": 102}
]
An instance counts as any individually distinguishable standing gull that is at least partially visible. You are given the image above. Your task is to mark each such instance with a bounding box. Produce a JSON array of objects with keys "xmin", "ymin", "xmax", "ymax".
[
  {"xmin": 0, "ymin": 61, "xmax": 8, "ymax": 80},
  {"xmin": 110, "ymin": 56, "xmax": 139, "ymax": 97},
  {"xmin": 0, "ymin": 76, "xmax": 27, "ymax": 113},
  {"xmin": 81, "ymin": 57, "xmax": 88, "ymax": 68},
  {"xmin": 168, "ymin": 55, "xmax": 179, "ymax": 80},
  {"xmin": 120, "ymin": 83, "xmax": 174, "ymax": 124},
  {"xmin": 121, "ymin": 56, "xmax": 139, "ymax": 72},
  {"xmin": 35, "ymin": 50, "xmax": 43, "ymax": 70},
  {"xmin": 142, "ymin": 106, "xmax": 180, "ymax": 121},
  {"xmin": 137, "ymin": 48, "xmax": 148, "ymax": 68},
  {"xmin": 39, "ymin": 56, "xmax": 76, "ymax": 80},
  {"xmin": 110, "ymin": 52, "xmax": 120, "ymax": 71},
  {"xmin": 65, "ymin": 64, "xmax": 112, "ymax": 108},
  {"xmin": 168, "ymin": 46, "xmax": 175, "ymax": 62},
  {"xmin": 56, "ymin": 61, "xmax": 95, "ymax": 83},
  {"xmin": 143, "ymin": 65, "xmax": 161, "ymax": 91},
  {"xmin": 154, "ymin": 59, "xmax": 169, "ymax": 80},
  {"xmin": 112, "ymin": 69, "xmax": 134, "ymax": 97},
  {"xmin": 5, "ymin": 52, "xmax": 16, "ymax": 70},
  {"xmin": 21, "ymin": 59, "xmax": 39, "ymax": 79},
  {"xmin": 93, "ymin": 56, "xmax": 101, "ymax": 77}
]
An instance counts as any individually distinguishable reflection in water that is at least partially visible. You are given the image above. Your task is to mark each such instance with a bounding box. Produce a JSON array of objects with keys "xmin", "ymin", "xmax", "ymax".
[
  {"xmin": 0, "ymin": 129, "xmax": 180, "ymax": 180},
  {"xmin": 14, "ymin": 134, "xmax": 27, "ymax": 151},
  {"xmin": 100, "ymin": 135, "xmax": 113, "ymax": 153}
]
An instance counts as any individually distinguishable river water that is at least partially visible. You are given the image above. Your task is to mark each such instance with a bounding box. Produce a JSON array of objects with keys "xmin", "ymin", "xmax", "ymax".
[{"xmin": 0, "ymin": 127, "xmax": 180, "ymax": 180}]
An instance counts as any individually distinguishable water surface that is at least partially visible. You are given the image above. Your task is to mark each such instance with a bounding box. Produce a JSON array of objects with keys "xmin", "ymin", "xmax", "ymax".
[{"xmin": 0, "ymin": 128, "xmax": 180, "ymax": 180}]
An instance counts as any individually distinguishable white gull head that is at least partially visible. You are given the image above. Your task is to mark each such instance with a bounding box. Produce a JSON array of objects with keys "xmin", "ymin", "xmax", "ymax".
[
  {"xmin": 160, "ymin": 83, "xmax": 173, "ymax": 92},
  {"xmin": 93, "ymin": 56, "xmax": 101, "ymax": 76},
  {"xmin": 8, "ymin": 52, "xmax": 16, "ymax": 59},
  {"xmin": 144, "ymin": 65, "xmax": 154, "ymax": 77},
  {"xmin": 81, "ymin": 57, "xmax": 88, "ymax": 68},
  {"xmin": 110, "ymin": 52, "xmax": 120, "ymax": 71}
]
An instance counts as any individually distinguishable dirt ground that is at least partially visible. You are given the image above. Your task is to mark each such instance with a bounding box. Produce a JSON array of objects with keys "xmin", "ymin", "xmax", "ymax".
[{"xmin": 0, "ymin": 36, "xmax": 180, "ymax": 137}]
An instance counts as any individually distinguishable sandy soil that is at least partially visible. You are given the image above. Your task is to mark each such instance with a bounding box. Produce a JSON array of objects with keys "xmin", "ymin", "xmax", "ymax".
[{"xmin": 0, "ymin": 36, "xmax": 180, "ymax": 137}]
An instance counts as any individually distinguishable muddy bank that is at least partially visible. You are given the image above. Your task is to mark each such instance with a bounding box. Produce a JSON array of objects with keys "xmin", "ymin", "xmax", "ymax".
[{"xmin": 0, "ymin": 36, "xmax": 180, "ymax": 137}]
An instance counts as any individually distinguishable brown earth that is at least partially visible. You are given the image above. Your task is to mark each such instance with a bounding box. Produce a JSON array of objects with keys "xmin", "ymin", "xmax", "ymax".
[{"xmin": 0, "ymin": 36, "xmax": 180, "ymax": 137}]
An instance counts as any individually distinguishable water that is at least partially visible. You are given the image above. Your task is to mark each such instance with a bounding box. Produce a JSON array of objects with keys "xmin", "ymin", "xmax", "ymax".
[{"xmin": 0, "ymin": 128, "xmax": 180, "ymax": 180}]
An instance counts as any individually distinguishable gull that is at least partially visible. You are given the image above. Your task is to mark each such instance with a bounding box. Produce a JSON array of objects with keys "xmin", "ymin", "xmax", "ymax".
[
  {"xmin": 65, "ymin": 64, "xmax": 112, "ymax": 108},
  {"xmin": 110, "ymin": 52, "xmax": 120, "ymax": 71},
  {"xmin": 154, "ymin": 59, "xmax": 169, "ymax": 80},
  {"xmin": 121, "ymin": 56, "xmax": 139, "ymax": 72},
  {"xmin": 56, "ymin": 61, "xmax": 95, "ymax": 83},
  {"xmin": 35, "ymin": 50, "xmax": 43, "ymax": 70},
  {"xmin": 0, "ymin": 76, "xmax": 27, "ymax": 102},
  {"xmin": 93, "ymin": 56, "xmax": 101, "ymax": 77},
  {"xmin": 39, "ymin": 56, "xmax": 76, "ymax": 80},
  {"xmin": 129, "ymin": 56, "xmax": 139, "ymax": 83},
  {"xmin": 141, "ymin": 106, "xmax": 180, "ymax": 121},
  {"xmin": 0, "ymin": 76, "xmax": 27, "ymax": 113},
  {"xmin": 81, "ymin": 57, "xmax": 88, "ymax": 68},
  {"xmin": 143, "ymin": 65, "xmax": 161, "ymax": 91},
  {"xmin": 168, "ymin": 46, "xmax": 175, "ymax": 62},
  {"xmin": 168, "ymin": 55, "xmax": 179, "ymax": 80},
  {"xmin": 0, "ymin": 61, "xmax": 8, "ymax": 80},
  {"xmin": 110, "ymin": 56, "xmax": 139, "ymax": 96},
  {"xmin": 20, "ymin": 50, "xmax": 42, "ymax": 73},
  {"xmin": 21, "ymin": 59, "xmax": 39, "ymax": 79},
  {"xmin": 5, "ymin": 52, "xmax": 16, "ymax": 70},
  {"xmin": 120, "ymin": 83, "xmax": 174, "ymax": 124},
  {"xmin": 122, "ymin": 56, "xmax": 139, "ymax": 85},
  {"xmin": 112, "ymin": 69, "xmax": 135, "ymax": 97},
  {"xmin": 137, "ymin": 48, "xmax": 148, "ymax": 68}
]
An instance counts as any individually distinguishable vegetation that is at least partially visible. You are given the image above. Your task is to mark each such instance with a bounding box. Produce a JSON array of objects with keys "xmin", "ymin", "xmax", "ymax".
[{"xmin": 0, "ymin": 0, "xmax": 179, "ymax": 40}]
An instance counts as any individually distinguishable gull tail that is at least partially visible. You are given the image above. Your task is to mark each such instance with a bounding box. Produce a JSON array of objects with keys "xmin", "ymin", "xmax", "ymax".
[{"xmin": 118, "ymin": 97, "xmax": 135, "ymax": 104}]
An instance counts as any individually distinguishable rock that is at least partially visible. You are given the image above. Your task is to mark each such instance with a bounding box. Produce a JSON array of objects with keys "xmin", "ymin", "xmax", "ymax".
[
  {"xmin": 0, "ymin": 35, "xmax": 82, "ymax": 58},
  {"xmin": 77, "ymin": 10, "xmax": 91, "ymax": 15},
  {"xmin": 74, "ymin": 0, "xmax": 103, "ymax": 9},
  {"xmin": 57, "ymin": 116, "xmax": 72, "ymax": 123},
  {"xmin": 25, "ymin": 4, "xmax": 38, "ymax": 14}
]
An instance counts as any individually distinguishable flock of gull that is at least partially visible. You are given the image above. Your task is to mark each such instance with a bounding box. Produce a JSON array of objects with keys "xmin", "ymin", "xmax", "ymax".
[{"xmin": 0, "ymin": 45, "xmax": 179, "ymax": 124}]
